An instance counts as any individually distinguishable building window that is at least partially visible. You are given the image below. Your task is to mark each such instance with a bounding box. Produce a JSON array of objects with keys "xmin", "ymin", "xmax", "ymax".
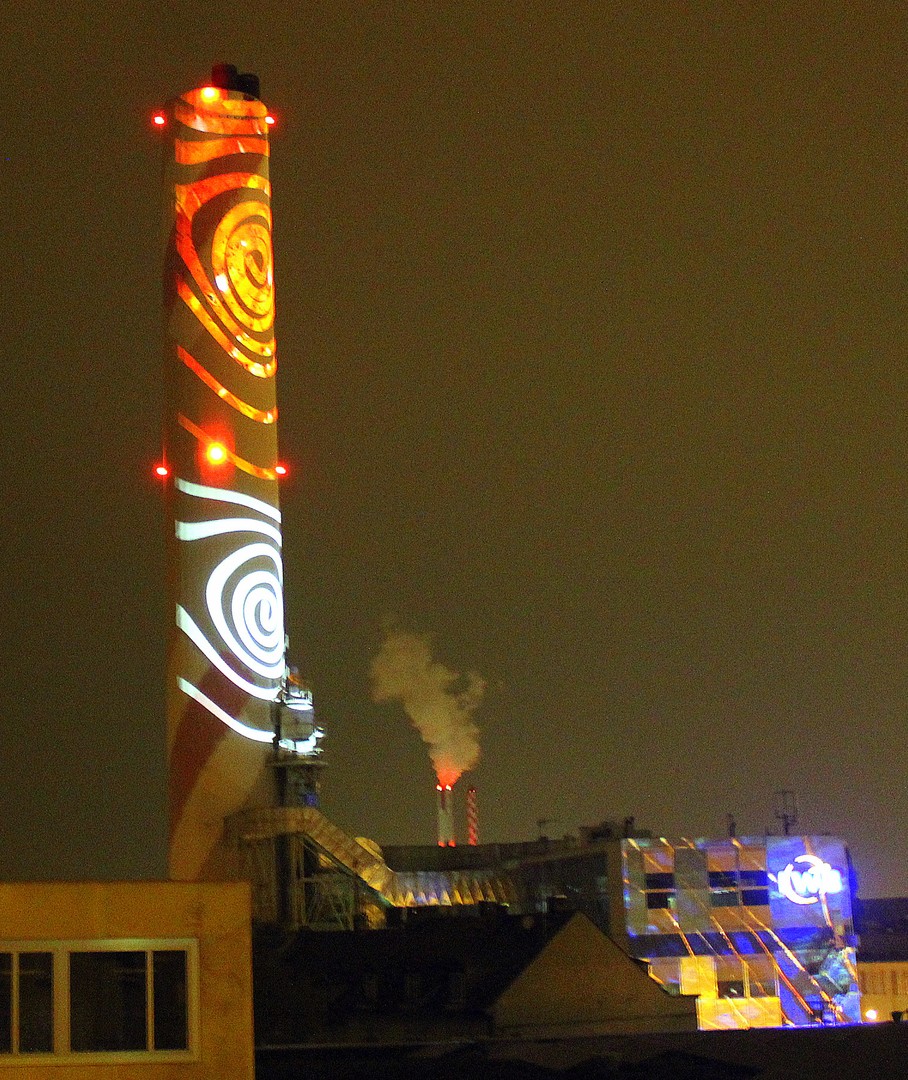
[
  {"xmin": 739, "ymin": 870, "xmax": 769, "ymax": 907},
  {"xmin": 708, "ymin": 870, "xmax": 740, "ymax": 907},
  {"xmin": 644, "ymin": 873, "xmax": 676, "ymax": 909},
  {"xmin": 153, "ymin": 951, "xmax": 189, "ymax": 1051},
  {"xmin": 0, "ymin": 952, "xmax": 54, "ymax": 1054},
  {"xmin": 708, "ymin": 868, "xmax": 770, "ymax": 907},
  {"xmin": 0, "ymin": 940, "xmax": 195, "ymax": 1061}
]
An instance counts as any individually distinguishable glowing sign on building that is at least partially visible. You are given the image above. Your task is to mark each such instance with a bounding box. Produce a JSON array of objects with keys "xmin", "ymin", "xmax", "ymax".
[
  {"xmin": 162, "ymin": 71, "xmax": 285, "ymax": 881},
  {"xmin": 621, "ymin": 835, "xmax": 860, "ymax": 1029},
  {"xmin": 771, "ymin": 854, "xmax": 844, "ymax": 906}
]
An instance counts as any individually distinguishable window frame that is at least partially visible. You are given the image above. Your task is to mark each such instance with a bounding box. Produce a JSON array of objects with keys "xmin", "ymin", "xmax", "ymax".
[
  {"xmin": 0, "ymin": 938, "xmax": 199, "ymax": 1066},
  {"xmin": 643, "ymin": 871, "xmax": 676, "ymax": 910}
]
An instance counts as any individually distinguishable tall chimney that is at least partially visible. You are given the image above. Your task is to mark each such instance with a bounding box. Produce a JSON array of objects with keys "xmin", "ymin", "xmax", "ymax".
[
  {"xmin": 436, "ymin": 783, "xmax": 455, "ymax": 846},
  {"xmin": 467, "ymin": 786, "xmax": 479, "ymax": 846}
]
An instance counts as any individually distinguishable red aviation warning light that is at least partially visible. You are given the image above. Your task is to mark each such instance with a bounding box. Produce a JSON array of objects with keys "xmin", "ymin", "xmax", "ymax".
[
  {"xmin": 152, "ymin": 111, "xmax": 167, "ymax": 128},
  {"xmin": 265, "ymin": 113, "xmax": 276, "ymax": 127},
  {"xmin": 274, "ymin": 462, "xmax": 288, "ymax": 477},
  {"xmin": 205, "ymin": 441, "xmax": 228, "ymax": 465},
  {"xmin": 154, "ymin": 463, "xmax": 170, "ymax": 478}
]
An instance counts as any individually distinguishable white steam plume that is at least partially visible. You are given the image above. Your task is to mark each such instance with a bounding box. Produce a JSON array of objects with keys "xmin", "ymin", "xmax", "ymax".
[{"xmin": 369, "ymin": 627, "xmax": 485, "ymax": 786}]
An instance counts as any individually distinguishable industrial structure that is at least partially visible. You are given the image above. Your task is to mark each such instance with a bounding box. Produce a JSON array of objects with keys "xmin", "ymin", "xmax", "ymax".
[
  {"xmin": 152, "ymin": 68, "xmax": 863, "ymax": 1038},
  {"xmin": 616, "ymin": 833, "xmax": 860, "ymax": 1028},
  {"xmin": 160, "ymin": 64, "xmax": 322, "ymax": 882},
  {"xmin": 0, "ymin": 61, "xmax": 885, "ymax": 1078},
  {"xmin": 264, "ymin": 826, "xmax": 858, "ymax": 1032}
]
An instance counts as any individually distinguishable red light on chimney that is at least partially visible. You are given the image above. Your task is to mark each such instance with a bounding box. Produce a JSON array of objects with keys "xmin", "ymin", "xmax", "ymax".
[{"xmin": 206, "ymin": 442, "xmax": 228, "ymax": 465}]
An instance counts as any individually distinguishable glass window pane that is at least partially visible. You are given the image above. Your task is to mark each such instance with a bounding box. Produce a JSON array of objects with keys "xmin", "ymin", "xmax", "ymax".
[
  {"xmin": 646, "ymin": 892, "xmax": 674, "ymax": 909},
  {"xmin": 18, "ymin": 953, "xmax": 53, "ymax": 1053},
  {"xmin": 70, "ymin": 952, "xmax": 146, "ymax": 1052},
  {"xmin": 742, "ymin": 889, "xmax": 769, "ymax": 907},
  {"xmin": 708, "ymin": 871, "xmax": 738, "ymax": 888},
  {"xmin": 0, "ymin": 954, "xmax": 11, "ymax": 1053},
  {"xmin": 711, "ymin": 891, "xmax": 740, "ymax": 907},
  {"xmin": 644, "ymin": 873, "xmax": 675, "ymax": 890},
  {"xmin": 153, "ymin": 951, "xmax": 188, "ymax": 1051}
]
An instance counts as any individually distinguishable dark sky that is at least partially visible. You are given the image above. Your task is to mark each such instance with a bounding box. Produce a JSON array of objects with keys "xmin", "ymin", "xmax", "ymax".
[{"xmin": 2, "ymin": 3, "xmax": 905, "ymax": 896}]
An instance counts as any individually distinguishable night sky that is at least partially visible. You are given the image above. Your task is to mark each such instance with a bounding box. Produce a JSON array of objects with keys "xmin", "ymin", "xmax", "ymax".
[{"xmin": 2, "ymin": 4, "xmax": 905, "ymax": 897}]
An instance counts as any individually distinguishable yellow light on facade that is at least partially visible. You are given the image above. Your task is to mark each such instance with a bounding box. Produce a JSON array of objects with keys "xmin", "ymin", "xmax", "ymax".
[
  {"xmin": 206, "ymin": 442, "xmax": 228, "ymax": 465},
  {"xmin": 200, "ymin": 86, "xmax": 220, "ymax": 103}
]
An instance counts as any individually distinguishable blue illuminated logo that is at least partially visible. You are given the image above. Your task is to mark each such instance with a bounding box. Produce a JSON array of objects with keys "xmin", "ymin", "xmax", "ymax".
[{"xmin": 771, "ymin": 854, "xmax": 843, "ymax": 906}]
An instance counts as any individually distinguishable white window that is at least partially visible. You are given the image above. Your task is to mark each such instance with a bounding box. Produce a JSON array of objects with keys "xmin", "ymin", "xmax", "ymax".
[{"xmin": 0, "ymin": 939, "xmax": 198, "ymax": 1064}]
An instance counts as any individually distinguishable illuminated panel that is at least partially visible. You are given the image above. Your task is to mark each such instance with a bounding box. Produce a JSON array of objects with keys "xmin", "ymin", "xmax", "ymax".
[
  {"xmin": 621, "ymin": 836, "xmax": 861, "ymax": 1029},
  {"xmin": 163, "ymin": 80, "xmax": 284, "ymax": 882}
]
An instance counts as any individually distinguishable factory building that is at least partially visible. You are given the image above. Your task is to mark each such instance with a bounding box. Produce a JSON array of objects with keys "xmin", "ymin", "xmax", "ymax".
[
  {"xmin": 615, "ymin": 833, "xmax": 859, "ymax": 1029},
  {"xmin": 377, "ymin": 826, "xmax": 861, "ymax": 1030}
]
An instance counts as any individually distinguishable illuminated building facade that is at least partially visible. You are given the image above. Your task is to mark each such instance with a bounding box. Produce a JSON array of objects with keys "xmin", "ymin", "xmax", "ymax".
[
  {"xmin": 404, "ymin": 828, "xmax": 861, "ymax": 1030},
  {"xmin": 162, "ymin": 68, "xmax": 285, "ymax": 881},
  {"xmin": 618, "ymin": 835, "xmax": 860, "ymax": 1029}
]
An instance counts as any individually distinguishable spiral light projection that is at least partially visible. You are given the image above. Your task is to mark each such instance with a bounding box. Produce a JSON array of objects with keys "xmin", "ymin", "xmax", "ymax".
[
  {"xmin": 163, "ymin": 83, "xmax": 284, "ymax": 880},
  {"xmin": 175, "ymin": 481, "xmax": 284, "ymax": 728}
]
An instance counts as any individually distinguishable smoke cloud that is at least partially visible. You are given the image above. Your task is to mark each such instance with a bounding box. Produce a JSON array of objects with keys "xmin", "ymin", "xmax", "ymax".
[{"xmin": 370, "ymin": 628, "xmax": 485, "ymax": 787}]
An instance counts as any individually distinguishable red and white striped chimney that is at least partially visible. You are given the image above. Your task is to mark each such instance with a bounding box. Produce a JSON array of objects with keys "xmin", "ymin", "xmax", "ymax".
[{"xmin": 467, "ymin": 785, "xmax": 479, "ymax": 846}]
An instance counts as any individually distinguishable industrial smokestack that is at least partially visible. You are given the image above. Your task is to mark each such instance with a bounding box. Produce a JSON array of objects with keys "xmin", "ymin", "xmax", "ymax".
[
  {"xmin": 436, "ymin": 783, "xmax": 456, "ymax": 847},
  {"xmin": 467, "ymin": 786, "xmax": 479, "ymax": 846}
]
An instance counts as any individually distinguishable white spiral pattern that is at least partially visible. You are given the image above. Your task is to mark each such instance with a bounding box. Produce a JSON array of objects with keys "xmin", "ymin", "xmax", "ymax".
[
  {"xmin": 175, "ymin": 479, "xmax": 285, "ymax": 708},
  {"xmin": 207, "ymin": 542, "xmax": 284, "ymax": 680}
]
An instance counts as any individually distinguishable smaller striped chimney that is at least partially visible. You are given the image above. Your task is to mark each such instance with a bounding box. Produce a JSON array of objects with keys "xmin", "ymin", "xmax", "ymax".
[{"xmin": 467, "ymin": 785, "xmax": 479, "ymax": 846}]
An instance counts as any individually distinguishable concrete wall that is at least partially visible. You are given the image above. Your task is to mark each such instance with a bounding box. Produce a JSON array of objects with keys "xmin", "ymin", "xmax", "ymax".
[
  {"xmin": 492, "ymin": 912, "xmax": 697, "ymax": 1037},
  {"xmin": 0, "ymin": 881, "xmax": 253, "ymax": 1079}
]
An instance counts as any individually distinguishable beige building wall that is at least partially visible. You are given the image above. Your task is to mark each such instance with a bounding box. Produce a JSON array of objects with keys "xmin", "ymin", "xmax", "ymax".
[
  {"xmin": 0, "ymin": 881, "xmax": 253, "ymax": 1080},
  {"xmin": 492, "ymin": 913, "xmax": 697, "ymax": 1037},
  {"xmin": 857, "ymin": 961, "xmax": 908, "ymax": 1023}
]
